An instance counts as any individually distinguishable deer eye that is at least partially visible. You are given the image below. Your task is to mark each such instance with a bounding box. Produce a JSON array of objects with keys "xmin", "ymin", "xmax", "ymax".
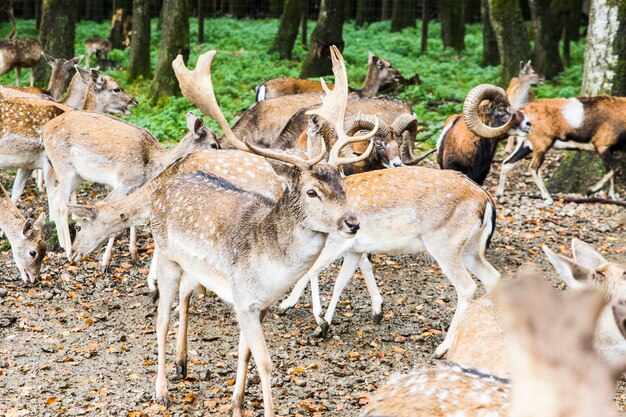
[
  {"xmin": 113, "ymin": 88, "xmax": 121, "ymax": 93},
  {"xmin": 375, "ymin": 141, "xmax": 384, "ymax": 149},
  {"xmin": 210, "ymin": 143, "xmax": 219, "ymax": 149},
  {"xmin": 75, "ymin": 225, "xmax": 81, "ymax": 232},
  {"xmin": 306, "ymin": 190, "xmax": 318, "ymax": 198},
  {"xmin": 29, "ymin": 250, "xmax": 37, "ymax": 258}
]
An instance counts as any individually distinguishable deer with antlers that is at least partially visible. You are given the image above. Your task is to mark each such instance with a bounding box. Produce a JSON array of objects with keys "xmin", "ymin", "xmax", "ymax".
[{"xmin": 156, "ymin": 46, "xmax": 376, "ymax": 417}]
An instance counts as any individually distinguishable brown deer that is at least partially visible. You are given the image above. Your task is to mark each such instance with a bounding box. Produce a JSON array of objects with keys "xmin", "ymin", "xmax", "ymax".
[
  {"xmin": 361, "ymin": 269, "xmax": 626, "ymax": 417},
  {"xmin": 84, "ymin": 38, "xmax": 112, "ymax": 68},
  {"xmin": 256, "ymin": 53, "xmax": 401, "ymax": 101},
  {"xmin": 0, "ymin": 4, "xmax": 42, "ymax": 86},
  {"xmin": 447, "ymin": 238, "xmax": 626, "ymax": 378},
  {"xmin": 503, "ymin": 60, "xmax": 544, "ymax": 153},
  {"xmin": 0, "ymin": 182, "xmax": 45, "ymax": 284},
  {"xmin": 152, "ymin": 46, "xmax": 376, "ymax": 417}
]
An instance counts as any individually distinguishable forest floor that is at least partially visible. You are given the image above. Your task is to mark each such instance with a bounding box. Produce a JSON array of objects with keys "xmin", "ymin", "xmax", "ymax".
[{"xmin": 0, "ymin": 150, "xmax": 625, "ymax": 417}]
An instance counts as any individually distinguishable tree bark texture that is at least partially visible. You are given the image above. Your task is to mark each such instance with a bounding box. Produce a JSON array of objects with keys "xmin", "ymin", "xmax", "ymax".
[
  {"xmin": 581, "ymin": 0, "xmax": 622, "ymax": 95},
  {"xmin": 198, "ymin": 0, "xmax": 205, "ymax": 43},
  {"xmin": 229, "ymin": 0, "xmax": 247, "ymax": 18},
  {"xmin": 381, "ymin": 0, "xmax": 391, "ymax": 20},
  {"xmin": 610, "ymin": 1, "xmax": 626, "ymax": 96},
  {"xmin": 269, "ymin": 0, "xmax": 304, "ymax": 59},
  {"xmin": 390, "ymin": 0, "xmax": 415, "ymax": 32},
  {"xmin": 148, "ymin": 0, "xmax": 189, "ymax": 103},
  {"xmin": 34, "ymin": 0, "xmax": 76, "ymax": 86},
  {"xmin": 85, "ymin": 0, "xmax": 103, "ymax": 22},
  {"xmin": 300, "ymin": 0, "xmax": 345, "ymax": 78},
  {"xmin": 440, "ymin": 0, "xmax": 465, "ymax": 52},
  {"xmin": 488, "ymin": 0, "xmax": 530, "ymax": 85},
  {"xmin": 421, "ymin": 0, "xmax": 428, "ymax": 53},
  {"xmin": 355, "ymin": 0, "xmax": 376, "ymax": 27},
  {"xmin": 128, "ymin": 0, "xmax": 151, "ymax": 80},
  {"xmin": 528, "ymin": 0, "xmax": 565, "ymax": 79},
  {"xmin": 547, "ymin": 152, "xmax": 626, "ymax": 194},
  {"xmin": 562, "ymin": 0, "xmax": 583, "ymax": 66},
  {"xmin": 480, "ymin": 0, "xmax": 499, "ymax": 66}
]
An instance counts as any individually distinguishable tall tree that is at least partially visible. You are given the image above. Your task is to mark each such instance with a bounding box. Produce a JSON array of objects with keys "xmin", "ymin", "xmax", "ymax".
[
  {"xmin": 421, "ymin": 0, "xmax": 428, "ymax": 53},
  {"xmin": 381, "ymin": 0, "xmax": 391, "ymax": 20},
  {"xmin": 229, "ymin": 0, "xmax": 247, "ymax": 18},
  {"xmin": 269, "ymin": 0, "xmax": 284, "ymax": 17},
  {"xmin": 85, "ymin": 0, "xmax": 103, "ymax": 22},
  {"xmin": 549, "ymin": 0, "xmax": 626, "ymax": 196},
  {"xmin": 562, "ymin": 0, "xmax": 583, "ymax": 67},
  {"xmin": 128, "ymin": 0, "xmax": 151, "ymax": 80},
  {"xmin": 268, "ymin": 0, "xmax": 304, "ymax": 59},
  {"xmin": 480, "ymin": 0, "xmax": 499, "ymax": 66},
  {"xmin": 488, "ymin": 0, "xmax": 530, "ymax": 84},
  {"xmin": 34, "ymin": 0, "xmax": 76, "ymax": 86},
  {"xmin": 148, "ymin": 0, "xmax": 189, "ymax": 103},
  {"xmin": 390, "ymin": 0, "xmax": 415, "ymax": 32},
  {"xmin": 198, "ymin": 0, "xmax": 205, "ymax": 43},
  {"xmin": 528, "ymin": 0, "xmax": 565, "ymax": 79},
  {"xmin": 300, "ymin": 0, "xmax": 345, "ymax": 78},
  {"xmin": 440, "ymin": 0, "xmax": 465, "ymax": 52},
  {"xmin": 355, "ymin": 0, "xmax": 376, "ymax": 27}
]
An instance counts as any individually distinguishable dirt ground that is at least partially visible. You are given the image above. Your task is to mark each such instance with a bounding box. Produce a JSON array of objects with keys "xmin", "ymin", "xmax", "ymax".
[{"xmin": 0, "ymin": 151, "xmax": 625, "ymax": 417}]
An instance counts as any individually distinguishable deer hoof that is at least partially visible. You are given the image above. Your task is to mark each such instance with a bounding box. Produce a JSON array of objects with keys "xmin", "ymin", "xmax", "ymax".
[
  {"xmin": 373, "ymin": 302, "xmax": 386, "ymax": 324},
  {"xmin": 310, "ymin": 320, "xmax": 330, "ymax": 339},
  {"xmin": 175, "ymin": 363, "xmax": 187, "ymax": 380}
]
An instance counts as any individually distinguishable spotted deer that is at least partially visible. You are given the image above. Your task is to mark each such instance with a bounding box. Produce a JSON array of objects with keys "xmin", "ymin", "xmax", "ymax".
[
  {"xmin": 42, "ymin": 112, "xmax": 218, "ymax": 269},
  {"xmin": 503, "ymin": 60, "xmax": 544, "ymax": 153},
  {"xmin": 361, "ymin": 270, "xmax": 626, "ymax": 417},
  {"xmin": 156, "ymin": 46, "xmax": 376, "ymax": 417},
  {"xmin": 0, "ymin": 182, "xmax": 45, "ymax": 284},
  {"xmin": 447, "ymin": 238, "xmax": 626, "ymax": 378},
  {"xmin": 0, "ymin": 4, "xmax": 41, "ymax": 86},
  {"xmin": 0, "ymin": 68, "xmax": 138, "ymax": 203},
  {"xmin": 256, "ymin": 53, "xmax": 401, "ymax": 101},
  {"xmin": 84, "ymin": 38, "xmax": 112, "ymax": 68}
]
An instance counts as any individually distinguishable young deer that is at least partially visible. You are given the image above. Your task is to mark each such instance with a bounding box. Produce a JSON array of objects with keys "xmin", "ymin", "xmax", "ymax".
[
  {"xmin": 43, "ymin": 112, "xmax": 218, "ymax": 268},
  {"xmin": 0, "ymin": 4, "xmax": 41, "ymax": 86},
  {"xmin": 84, "ymin": 38, "xmax": 112, "ymax": 68},
  {"xmin": 361, "ymin": 269, "xmax": 626, "ymax": 417},
  {"xmin": 503, "ymin": 60, "xmax": 544, "ymax": 153},
  {"xmin": 447, "ymin": 238, "xmax": 626, "ymax": 378},
  {"xmin": 0, "ymin": 68, "xmax": 137, "ymax": 203},
  {"xmin": 256, "ymin": 53, "xmax": 401, "ymax": 101},
  {"xmin": 67, "ymin": 150, "xmax": 283, "ymax": 262},
  {"xmin": 0, "ymin": 182, "xmax": 46, "ymax": 284},
  {"xmin": 155, "ymin": 46, "xmax": 376, "ymax": 417}
]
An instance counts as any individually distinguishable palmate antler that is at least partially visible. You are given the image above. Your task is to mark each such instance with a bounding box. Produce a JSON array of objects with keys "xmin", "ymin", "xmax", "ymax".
[
  {"xmin": 306, "ymin": 46, "xmax": 377, "ymax": 167},
  {"xmin": 172, "ymin": 51, "xmax": 248, "ymax": 152}
]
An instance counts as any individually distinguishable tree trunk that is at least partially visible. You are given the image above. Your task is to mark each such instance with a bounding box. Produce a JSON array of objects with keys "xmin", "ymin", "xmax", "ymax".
[
  {"xmin": 355, "ymin": 0, "xmax": 375, "ymax": 27},
  {"xmin": 148, "ymin": 0, "xmax": 189, "ymax": 103},
  {"xmin": 35, "ymin": 0, "xmax": 41, "ymax": 29},
  {"xmin": 421, "ymin": 0, "xmax": 428, "ymax": 53},
  {"xmin": 547, "ymin": 152, "xmax": 626, "ymax": 194},
  {"xmin": 198, "ymin": 0, "xmax": 205, "ymax": 43},
  {"xmin": 301, "ymin": 2, "xmax": 308, "ymax": 47},
  {"xmin": 85, "ymin": 0, "xmax": 104, "ymax": 22},
  {"xmin": 440, "ymin": 0, "xmax": 465, "ymax": 52},
  {"xmin": 381, "ymin": 0, "xmax": 391, "ymax": 20},
  {"xmin": 488, "ymin": 0, "xmax": 530, "ymax": 85},
  {"xmin": 229, "ymin": 0, "xmax": 247, "ymax": 18},
  {"xmin": 269, "ymin": 0, "xmax": 284, "ymax": 17},
  {"xmin": 300, "ymin": 0, "xmax": 345, "ymax": 78},
  {"xmin": 268, "ymin": 0, "xmax": 304, "ymax": 59},
  {"xmin": 612, "ymin": 3, "xmax": 626, "ymax": 96},
  {"xmin": 109, "ymin": 5, "xmax": 132, "ymax": 49},
  {"xmin": 528, "ymin": 0, "xmax": 565, "ymax": 79},
  {"xmin": 34, "ymin": 0, "xmax": 76, "ymax": 86},
  {"xmin": 480, "ymin": 0, "xmax": 499, "ymax": 66},
  {"xmin": 390, "ymin": 0, "xmax": 415, "ymax": 32},
  {"xmin": 344, "ymin": 0, "xmax": 356, "ymax": 20},
  {"xmin": 464, "ymin": 0, "xmax": 480, "ymax": 22},
  {"xmin": 562, "ymin": 0, "xmax": 582, "ymax": 67},
  {"xmin": 128, "ymin": 0, "xmax": 151, "ymax": 80}
]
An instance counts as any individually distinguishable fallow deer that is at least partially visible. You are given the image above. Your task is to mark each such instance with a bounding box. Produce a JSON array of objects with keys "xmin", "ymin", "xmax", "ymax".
[
  {"xmin": 0, "ymin": 182, "xmax": 45, "ymax": 284},
  {"xmin": 256, "ymin": 53, "xmax": 401, "ymax": 101},
  {"xmin": 0, "ymin": 4, "xmax": 41, "ymax": 86},
  {"xmin": 152, "ymin": 46, "xmax": 376, "ymax": 417},
  {"xmin": 503, "ymin": 60, "xmax": 543, "ymax": 153},
  {"xmin": 447, "ymin": 238, "xmax": 626, "ymax": 378},
  {"xmin": 361, "ymin": 270, "xmax": 626, "ymax": 417},
  {"xmin": 42, "ymin": 112, "xmax": 218, "ymax": 269},
  {"xmin": 84, "ymin": 38, "xmax": 112, "ymax": 68},
  {"xmin": 0, "ymin": 68, "xmax": 138, "ymax": 203},
  {"xmin": 495, "ymin": 96, "xmax": 626, "ymax": 203},
  {"xmin": 436, "ymin": 84, "xmax": 531, "ymax": 185}
]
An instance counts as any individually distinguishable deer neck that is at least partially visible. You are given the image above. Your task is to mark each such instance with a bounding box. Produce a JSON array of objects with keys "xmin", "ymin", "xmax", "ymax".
[
  {"xmin": 61, "ymin": 74, "xmax": 87, "ymax": 108},
  {"xmin": 358, "ymin": 64, "xmax": 381, "ymax": 98},
  {"xmin": 46, "ymin": 75, "xmax": 68, "ymax": 102},
  {"xmin": 148, "ymin": 136, "xmax": 199, "ymax": 178},
  {"xmin": 79, "ymin": 84, "xmax": 101, "ymax": 112},
  {"xmin": 0, "ymin": 189, "xmax": 25, "ymax": 241},
  {"xmin": 510, "ymin": 79, "xmax": 533, "ymax": 109}
]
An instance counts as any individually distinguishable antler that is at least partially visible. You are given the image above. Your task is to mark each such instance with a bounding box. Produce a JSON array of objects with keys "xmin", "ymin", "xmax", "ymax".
[
  {"xmin": 244, "ymin": 138, "xmax": 326, "ymax": 171},
  {"xmin": 172, "ymin": 51, "xmax": 248, "ymax": 152},
  {"xmin": 306, "ymin": 46, "xmax": 377, "ymax": 167}
]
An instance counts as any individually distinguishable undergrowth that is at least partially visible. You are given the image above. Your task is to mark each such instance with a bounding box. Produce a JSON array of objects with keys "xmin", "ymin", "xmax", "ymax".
[{"xmin": 0, "ymin": 18, "xmax": 585, "ymax": 146}]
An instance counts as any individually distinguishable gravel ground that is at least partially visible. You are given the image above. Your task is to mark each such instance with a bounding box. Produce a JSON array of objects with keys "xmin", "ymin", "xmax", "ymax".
[{"xmin": 0, "ymin": 151, "xmax": 625, "ymax": 417}]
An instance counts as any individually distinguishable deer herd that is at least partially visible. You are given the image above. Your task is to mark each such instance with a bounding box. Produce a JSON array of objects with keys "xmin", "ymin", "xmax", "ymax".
[{"xmin": 0, "ymin": 27, "xmax": 624, "ymax": 417}]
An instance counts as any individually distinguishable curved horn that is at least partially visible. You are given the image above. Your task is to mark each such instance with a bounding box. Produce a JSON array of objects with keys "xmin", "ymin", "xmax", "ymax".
[
  {"xmin": 462, "ymin": 84, "xmax": 516, "ymax": 139},
  {"xmin": 244, "ymin": 137, "xmax": 326, "ymax": 171},
  {"xmin": 402, "ymin": 148, "xmax": 436, "ymax": 166},
  {"xmin": 172, "ymin": 51, "xmax": 248, "ymax": 152},
  {"xmin": 328, "ymin": 118, "xmax": 378, "ymax": 166},
  {"xmin": 391, "ymin": 113, "xmax": 417, "ymax": 136},
  {"xmin": 346, "ymin": 113, "xmax": 389, "ymax": 138},
  {"xmin": 390, "ymin": 113, "xmax": 420, "ymax": 164}
]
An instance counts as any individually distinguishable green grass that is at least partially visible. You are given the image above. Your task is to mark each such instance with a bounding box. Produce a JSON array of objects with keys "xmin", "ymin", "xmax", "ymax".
[{"xmin": 0, "ymin": 18, "xmax": 585, "ymax": 146}]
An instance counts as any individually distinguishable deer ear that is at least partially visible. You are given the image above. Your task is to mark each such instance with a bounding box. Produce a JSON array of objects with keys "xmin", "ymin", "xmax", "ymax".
[
  {"xmin": 67, "ymin": 204, "xmax": 97, "ymax": 221},
  {"xmin": 308, "ymin": 115, "xmax": 321, "ymax": 132},
  {"xmin": 42, "ymin": 52, "xmax": 55, "ymax": 65},
  {"xmin": 76, "ymin": 66, "xmax": 90, "ymax": 82},
  {"xmin": 543, "ymin": 245, "xmax": 592, "ymax": 289},
  {"xmin": 22, "ymin": 218, "xmax": 35, "ymax": 238},
  {"xmin": 571, "ymin": 239, "xmax": 607, "ymax": 270},
  {"xmin": 34, "ymin": 212, "xmax": 46, "ymax": 231},
  {"xmin": 519, "ymin": 61, "xmax": 525, "ymax": 71},
  {"xmin": 186, "ymin": 112, "xmax": 202, "ymax": 133},
  {"xmin": 368, "ymin": 52, "xmax": 374, "ymax": 64},
  {"xmin": 68, "ymin": 55, "xmax": 84, "ymax": 68}
]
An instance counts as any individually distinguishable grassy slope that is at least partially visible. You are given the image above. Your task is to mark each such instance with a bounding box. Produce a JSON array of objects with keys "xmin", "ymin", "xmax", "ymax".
[{"xmin": 1, "ymin": 17, "xmax": 585, "ymax": 145}]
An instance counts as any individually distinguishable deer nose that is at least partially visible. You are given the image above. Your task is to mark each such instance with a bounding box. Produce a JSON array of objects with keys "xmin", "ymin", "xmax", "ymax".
[
  {"xmin": 131, "ymin": 98, "xmax": 139, "ymax": 106},
  {"xmin": 393, "ymin": 161, "xmax": 402, "ymax": 167},
  {"xmin": 341, "ymin": 214, "xmax": 360, "ymax": 234}
]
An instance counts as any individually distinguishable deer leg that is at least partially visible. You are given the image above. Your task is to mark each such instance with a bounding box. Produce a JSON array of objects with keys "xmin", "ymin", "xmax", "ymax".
[
  {"xmin": 35, "ymin": 169, "xmax": 44, "ymax": 193},
  {"xmin": 155, "ymin": 256, "xmax": 182, "ymax": 401},
  {"xmin": 231, "ymin": 332, "xmax": 251, "ymax": 417},
  {"xmin": 588, "ymin": 147, "xmax": 619, "ymax": 197},
  {"xmin": 357, "ymin": 253, "xmax": 384, "ymax": 322},
  {"xmin": 29, "ymin": 67, "xmax": 34, "ymax": 87},
  {"xmin": 129, "ymin": 226, "xmax": 138, "ymax": 261},
  {"xmin": 279, "ymin": 274, "xmax": 310, "ymax": 311},
  {"xmin": 147, "ymin": 247, "xmax": 159, "ymax": 298},
  {"xmin": 101, "ymin": 237, "xmax": 115, "ymax": 271},
  {"xmin": 59, "ymin": 174, "xmax": 81, "ymax": 257},
  {"xmin": 528, "ymin": 151, "xmax": 553, "ymax": 203},
  {"xmin": 14, "ymin": 66, "xmax": 20, "ymax": 86},
  {"xmin": 496, "ymin": 139, "xmax": 532, "ymax": 200},
  {"xmin": 174, "ymin": 275, "xmax": 195, "ymax": 380},
  {"xmin": 11, "ymin": 168, "xmax": 33, "ymax": 202},
  {"xmin": 237, "ymin": 306, "xmax": 274, "ymax": 417},
  {"xmin": 503, "ymin": 136, "xmax": 517, "ymax": 154}
]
